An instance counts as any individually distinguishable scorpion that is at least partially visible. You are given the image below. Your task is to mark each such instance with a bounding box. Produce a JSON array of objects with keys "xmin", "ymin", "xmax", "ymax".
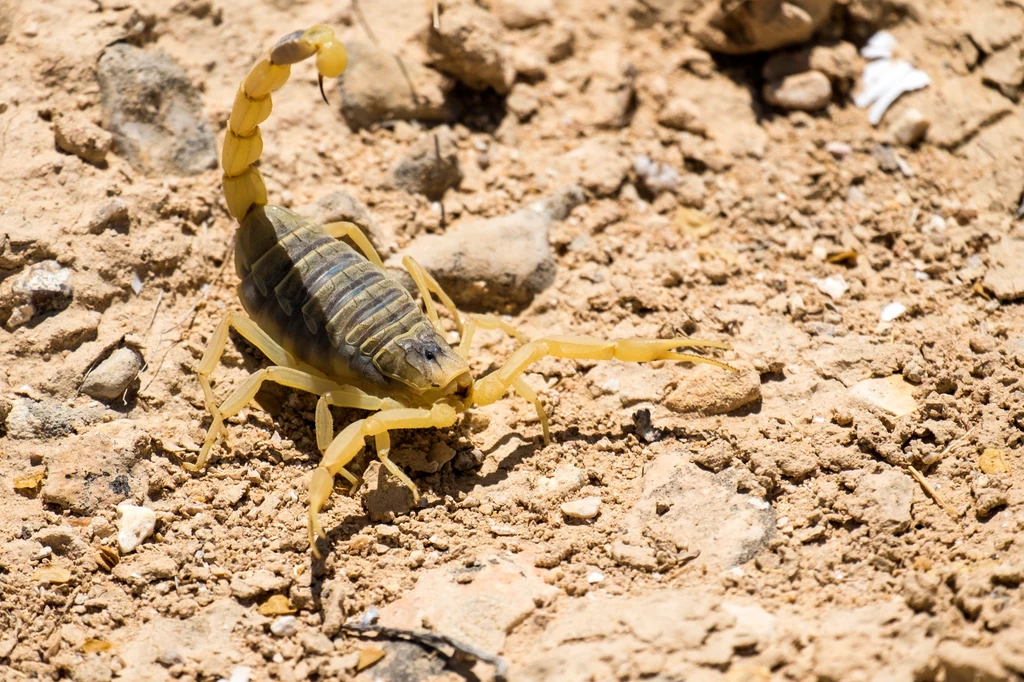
[{"xmin": 190, "ymin": 25, "xmax": 736, "ymax": 556}]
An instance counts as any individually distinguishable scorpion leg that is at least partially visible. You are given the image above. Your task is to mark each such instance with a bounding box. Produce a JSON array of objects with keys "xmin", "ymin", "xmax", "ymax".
[
  {"xmin": 323, "ymin": 221, "xmax": 384, "ymax": 267},
  {"xmin": 472, "ymin": 336, "xmax": 736, "ymax": 444},
  {"xmin": 314, "ymin": 390, "xmax": 403, "ymax": 493},
  {"xmin": 192, "ymin": 313, "xmax": 325, "ymax": 471},
  {"xmin": 308, "ymin": 403, "xmax": 458, "ymax": 555},
  {"xmin": 402, "ymin": 256, "xmax": 464, "ymax": 336}
]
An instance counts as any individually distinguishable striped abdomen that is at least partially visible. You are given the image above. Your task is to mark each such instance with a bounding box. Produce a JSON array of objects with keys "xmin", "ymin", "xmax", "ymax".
[{"xmin": 234, "ymin": 206, "xmax": 437, "ymax": 400}]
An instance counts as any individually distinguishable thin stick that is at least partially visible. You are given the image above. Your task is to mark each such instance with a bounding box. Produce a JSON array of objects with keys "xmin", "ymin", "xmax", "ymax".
[
  {"xmin": 341, "ymin": 622, "xmax": 509, "ymax": 681},
  {"xmin": 907, "ymin": 465, "xmax": 958, "ymax": 518}
]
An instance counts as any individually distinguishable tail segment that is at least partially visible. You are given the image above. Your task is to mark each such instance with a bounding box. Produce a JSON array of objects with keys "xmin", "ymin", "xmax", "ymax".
[{"xmin": 222, "ymin": 26, "xmax": 347, "ymax": 222}]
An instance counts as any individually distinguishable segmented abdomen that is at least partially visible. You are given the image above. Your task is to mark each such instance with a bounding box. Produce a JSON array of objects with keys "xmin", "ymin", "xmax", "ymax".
[{"xmin": 234, "ymin": 206, "xmax": 425, "ymax": 394}]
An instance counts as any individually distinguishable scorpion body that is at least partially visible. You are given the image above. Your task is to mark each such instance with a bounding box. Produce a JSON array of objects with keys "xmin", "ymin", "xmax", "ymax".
[{"xmin": 192, "ymin": 25, "xmax": 735, "ymax": 556}]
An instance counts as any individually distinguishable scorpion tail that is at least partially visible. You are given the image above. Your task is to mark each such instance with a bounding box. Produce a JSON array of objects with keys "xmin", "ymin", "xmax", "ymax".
[{"xmin": 222, "ymin": 26, "xmax": 347, "ymax": 222}]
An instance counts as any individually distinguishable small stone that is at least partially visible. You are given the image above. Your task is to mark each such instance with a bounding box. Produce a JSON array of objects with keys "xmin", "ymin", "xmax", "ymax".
[
  {"xmin": 583, "ymin": 48, "xmax": 635, "ymax": 128},
  {"xmin": 230, "ymin": 569, "xmax": 290, "ymax": 600},
  {"xmin": 937, "ymin": 641, "xmax": 1010, "ymax": 682},
  {"xmin": 97, "ymin": 43, "xmax": 216, "ymax": 175},
  {"xmin": 270, "ymin": 615, "xmax": 298, "ymax": 637},
  {"xmin": 33, "ymin": 525, "xmax": 78, "ymax": 554},
  {"xmin": 361, "ymin": 461, "xmax": 415, "ymax": 523},
  {"xmin": 657, "ymin": 96, "xmax": 706, "ymax": 134},
  {"xmin": 54, "ymin": 114, "xmax": 113, "ymax": 165},
  {"xmin": 493, "ymin": 0, "xmax": 552, "ymax": 28},
  {"xmin": 848, "ymin": 375, "xmax": 919, "ymax": 418},
  {"xmin": 825, "ymin": 141, "xmax": 852, "ymax": 158},
  {"xmin": 880, "ymin": 302, "xmax": 906, "ymax": 322},
  {"xmin": 693, "ymin": 0, "xmax": 833, "ymax": 54},
  {"xmin": 506, "ymin": 84, "xmax": 540, "ymax": 121},
  {"xmin": 555, "ymin": 140, "xmax": 630, "ymax": 196},
  {"xmin": 428, "ymin": 1, "xmax": 514, "ymax": 94},
  {"xmin": 116, "ymin": 503, "xmax": 156, "ymax": 554},
  {"xmin": 453, "ymin": 447, "xmax": 485, "ymax": 472},
  {"xmin": 8, "ymin": 260, "xmax": 73, "ymax": 326},
  {"xmin": 764, "ymin": 70, "xmax": 832, "ymax": 111},
  {"xmin": 848, "ymin": 470, "xmax": 914, "ymax": 532},
  {"xmin": 633, "ymin": 154, "xmax": 681, "ymax": 195},
  {"xmin": 610, "ymin": 540, "xmax": 658, "ymax": 571},
  {"xmin": 665, "ymin": 365, "xmax": 761, "ymax": 416},
  {"xmin": 888, "ymin": 107, "xmax": 930, "ymax": 145},
  {"xmin": 299, "ymin": 631, "xmax": 334, "ymax": 656},
  {"xmin": 338, "ymin": 41, "xmax": 454, "ymax": 129},
  {"xmin": 225, "ymin": 667, "xmax": 252, "ymax": 682},
  {"xmin": 983, "ymin": 238, "xmax": 1024, "ymax": 301},
  {"xmin": 560, "ymin": 496, "xmax": 601, "ymax": 520},
  {"xmin": 391, "ymin": 127, "xmax": 462, "ymax": 199},
  {"xmin": 87, "ymin": 198, "xmax": 131, "ymax": 234},
  {"xmin": 902, "ymin": 571, "xmax": 940, "ymax": 613},
  {"xmin": 972, "ymin": 474, "xmax": 1011, "ymax": 517},
  {"xmin": 112, "ymin": 553, "xmax": 177, "ymax": 584},
  {"xmin": 81, "ymin": 348, "xmax": 143, "ymax": 402},
  {"xmin": 815, "ymin": 275, "xmax": 849, "ymax": 300}
]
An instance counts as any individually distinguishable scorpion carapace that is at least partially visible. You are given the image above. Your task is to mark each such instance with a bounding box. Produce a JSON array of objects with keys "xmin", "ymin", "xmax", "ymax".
[{"xmin": 193, "ymin": 25, "xmax": 736, "ymax": 556}]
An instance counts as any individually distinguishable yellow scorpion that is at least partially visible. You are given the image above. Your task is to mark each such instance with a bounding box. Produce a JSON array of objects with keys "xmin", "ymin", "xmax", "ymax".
[{"xmin": 191, "ymin": 26, "xmax": 735, "ymax": 556}]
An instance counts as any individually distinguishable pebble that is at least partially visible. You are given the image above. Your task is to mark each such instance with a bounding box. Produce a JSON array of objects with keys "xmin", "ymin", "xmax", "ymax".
[
  {"xmin": 33, "ymin": 525, "xmax": 79, "ymax": 554},
  {"xmin": 391, "ymin": 127, "xmax": 462, "ymax": 199},
  {"xmin": 54, "ymin": 114, "xmax": 113, "ymax": 165},
  {"xmin": 7, "ymin": 260, "xmax": 73, "ymax": 328},
  {"xmin": 664, "ymin": 365, "xmax": 761, "ymax": 417},
  {"xmin": 888, "ymin": 107, "xmax": 929, "ymax": 145},
  {"xmin": 87, "ymin": 198, "xmax": 131, "ymax": 234},
  {"xmin": 230, "ymin": 569, "xmax": 290, "ymax": 600},
  {"xmin": 220, "ymin": 666, "xmax": 252, "ymax": 682},
  {"xmin": 493, "ymin": 0, "xmax": 552, "ymax": 28},
  {"xmin": 97, "ymin": 43, "xmax": 216, "ymax": 175},
  {"xmin": 692, "ymin": 1, "xmax": 831, "ymax": 54},
  {"xmin": 428, "ymin": 1, "xmax": 514, "ymax": 94},
  {"xmin": 556, "ymin": 140, "xmax": 630, "ymax": 197},
  {"xmin": 982, "ymin": 238, "xmax": 1024, "ymax": 301},
  {"xmin": 763, "ymin": 70, "xmax": 832, "ymax": 111},
  {"xmin": 848, "ymin": 375, "xmax": 919, "ymax": 418},
  {"xmin": 116, "ymin": 503, "xmax": 156, "ymax": 554},
  {"xmin": 633, "ymin": 155, "xmax": 681, "ymax": 195},
  {"xmin": 880, "ymin": 302, "xmax": 906, "ymax": 322},
  {"xmin": 81, "ymin": 347, "xmax": 143, "ymax": 402},
  {"xmin": 338, "ymin": 41, "xmax": 454, "ymax": 129},
  {"xmin": 815, "ymin": 275, "xmax": 848, "ymax": 300},
  {"xmin": 848, "ymin": 471, "xmax": 914, "ymax": 532},
  {"xmin": 825, "ymin": 141, "xmax": 852, "ymax": 159},
  {"xmin": 583, "ymin": 48, "xmax": 636, "ymax": 128},
  {"xmin": 560, "ymin": 496, "xmax": 602, "ymax": 520},
  {"xmin": 657, "ymin": 96, "xmax": 706, "ymax": 134},
  {"xmin": 270, "ymin": 615, "xmax": 298, "ymax": 637}
]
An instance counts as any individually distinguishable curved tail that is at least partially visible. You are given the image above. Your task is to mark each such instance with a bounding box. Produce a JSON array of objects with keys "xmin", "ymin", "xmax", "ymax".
[{"xmin": 222, "ymin": 26, "xmax": 348, "ymax": 222}]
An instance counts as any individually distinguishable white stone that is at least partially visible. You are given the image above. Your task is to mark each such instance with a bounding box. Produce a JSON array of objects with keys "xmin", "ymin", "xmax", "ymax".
[
  {"xmin": 560, "ymin": 496, "xmax": 602, "ymax": 520},
  {"xmin": 116, "ymin": 503, "xmax": 156, "ymax": 554},
  {"xmin": 270, "ymin": 616, "xmax": 298, "ymax": 637},
  {"xmin": 880, "ymin": 302, "xmax": 906, "ymax": 322},
  {"xmin": 814, "ymin": 276, "xmax": 849, "ymax": 300}
]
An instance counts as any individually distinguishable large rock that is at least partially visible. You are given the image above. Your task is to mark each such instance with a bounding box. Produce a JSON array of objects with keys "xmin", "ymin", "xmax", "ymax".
[
  {"xmin": 983, "ymin": 238, "xmax": 1024, "ymax": 301},
  {"xmin": 394, "ymin": 186, "xmax": 583, "ymax": 311},
  {"xmin": 617, "ymin": 454, "xmax": 775, "ymax": 570},
  {"xmin": 97, "ymin": 43, "xmax": 217, "ymax": 175},
  {"xmin": 338, "ymin": 40, "xmax": 455, "ymax": 129},
  {"xmin": 693, "ymin": 0, "xmax": 834, "ymax": 55},
  {"xmin": 427, "ymin": 1, "xmax": 515, "ymax": 93}
]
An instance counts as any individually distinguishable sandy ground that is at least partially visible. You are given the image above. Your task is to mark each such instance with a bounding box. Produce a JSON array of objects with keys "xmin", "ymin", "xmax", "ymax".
[{"xmin": 3, "ymin": 0, "xmax": 1024, "ymax": 680}]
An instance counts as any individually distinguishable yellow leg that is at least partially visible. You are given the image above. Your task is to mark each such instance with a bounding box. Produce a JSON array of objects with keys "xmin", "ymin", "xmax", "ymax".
[
  {"xmin": 402, "ymin": 256, "xmax": 464, "ymax": 336},
  {"xmin": 456, "ymin": 313, "xmax": 528, "ymax": 358},
  {"xmin": 307, "ymin": 403, "xmax": 459, "ymax": 555},
  {"xmin": 314, "ymin": 389, "xmax": 404, "ymax": 493},
  {"xmin": 192, "ymin": 314, "xmax": 323, "ymax": 471},
  {"xmin": 472, "ymin": 335, "xmax": 736, "ymax": 438},
  {"xmin": 323, "ymin": 221, "xmax": 384, "ymax": 267}
]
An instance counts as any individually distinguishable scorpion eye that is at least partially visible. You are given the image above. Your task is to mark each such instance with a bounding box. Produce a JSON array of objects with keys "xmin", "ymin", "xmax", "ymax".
[{"xmin": 423, "ymin": 348, "xmax": 436, "ymax": 362}]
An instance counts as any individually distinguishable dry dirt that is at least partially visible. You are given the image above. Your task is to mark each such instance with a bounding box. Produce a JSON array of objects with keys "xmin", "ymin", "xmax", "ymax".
[{"xmin": 4, "ymin": 0, "xmax": 1024, "ymax": 681}]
